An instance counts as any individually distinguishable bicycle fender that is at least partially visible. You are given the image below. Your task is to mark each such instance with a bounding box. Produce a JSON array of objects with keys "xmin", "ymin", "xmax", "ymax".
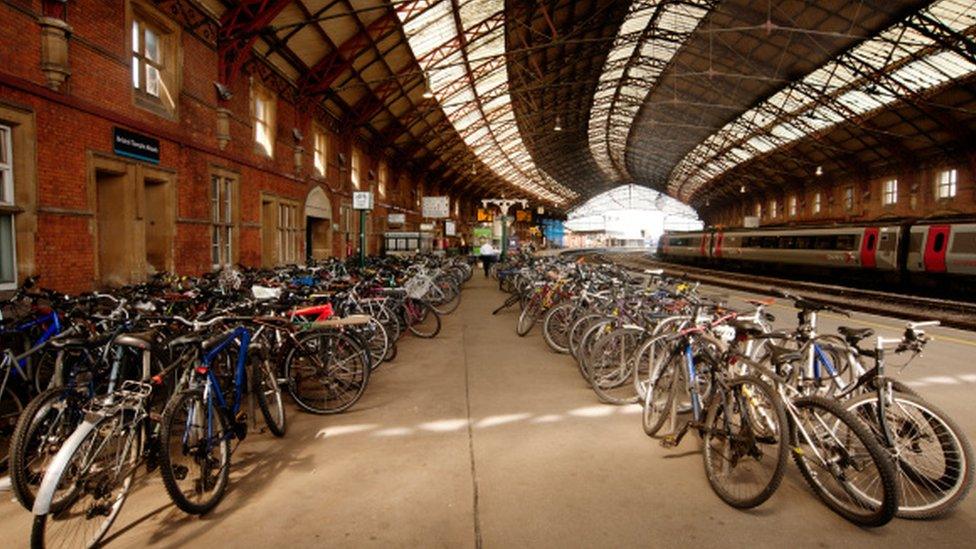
[{"xmin": 32, "ymin": 419, "xmax": 98, "ymax": 515}]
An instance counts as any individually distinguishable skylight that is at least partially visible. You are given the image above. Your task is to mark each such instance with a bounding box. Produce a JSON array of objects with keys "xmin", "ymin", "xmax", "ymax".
[
  {"xmin": 588, "ymin": 1, "xmax": 713, "ymax": 184},
  {"xmin": 397, "ymin": 0, "xmax": 577, "ymax": 205},
  {"xmin": 669, "ymin": 0, "xmax": 976, "ymax": 202}
]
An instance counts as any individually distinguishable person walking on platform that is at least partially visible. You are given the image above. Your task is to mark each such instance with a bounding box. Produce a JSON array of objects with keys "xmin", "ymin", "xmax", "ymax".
[{"xmin": 479, "ymin": 239, "xmax": 497, "ymax": 278}]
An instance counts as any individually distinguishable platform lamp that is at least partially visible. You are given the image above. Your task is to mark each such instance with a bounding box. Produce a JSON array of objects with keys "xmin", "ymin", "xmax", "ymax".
[{"xmin": 481, "ymin": 198, "xmax": 527, "ymax": 260}]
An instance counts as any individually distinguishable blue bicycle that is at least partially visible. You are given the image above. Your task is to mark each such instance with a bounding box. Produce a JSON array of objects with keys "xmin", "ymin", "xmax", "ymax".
[{"xmin": 157, "ymin": 317, "xmax": 284, "ymax": 514}]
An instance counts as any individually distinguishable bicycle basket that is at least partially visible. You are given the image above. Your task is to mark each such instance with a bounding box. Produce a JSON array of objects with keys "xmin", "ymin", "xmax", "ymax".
[{"xmin": 404, "ymin": 276, "xmax": 432, "ymax": 300}]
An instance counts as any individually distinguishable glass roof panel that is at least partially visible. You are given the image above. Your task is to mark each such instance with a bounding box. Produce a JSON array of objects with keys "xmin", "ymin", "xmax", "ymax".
[{"xmin": 668, "ymin": 0, "xmax": 976, "ymax": 201}]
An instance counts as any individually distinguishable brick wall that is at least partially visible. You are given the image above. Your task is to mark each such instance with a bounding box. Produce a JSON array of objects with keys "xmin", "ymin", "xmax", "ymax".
[
  {"xmin": 701, "ymin": 157, "xmax": 976, "ymax": 228},
  {"xmin": 0, "ymin": 0, "xmax": 454, "ymax": 292}
]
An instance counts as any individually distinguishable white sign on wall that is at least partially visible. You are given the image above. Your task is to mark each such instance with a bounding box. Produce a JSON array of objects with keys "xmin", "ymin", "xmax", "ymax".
[
  {"xmin": 445, "ymin": 220, "xmax": 456, "ymax": 236},
  {"xmin": 422, "ymin": 196, "xmax": 450, "ymax": 218},
  {"xmin": 387, "ymin": 213, "xmax": 406, "ymax": 226},
  {"xmin": 419, "ymin": 222, "xmax": 436, "ymax": 232},
  {"xmin": 353, "ymin": 191, "xmax": 373, "ymax": 210}
]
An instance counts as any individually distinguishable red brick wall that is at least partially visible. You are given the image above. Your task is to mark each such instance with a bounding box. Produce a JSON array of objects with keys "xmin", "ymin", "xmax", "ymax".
[
  {"xmin": 0, "ymin": 0, "xmax": 445, "ymax": 292},
  {"xmin": 702, "ymin": 157, "xmax": 976, "ymax": 228}
]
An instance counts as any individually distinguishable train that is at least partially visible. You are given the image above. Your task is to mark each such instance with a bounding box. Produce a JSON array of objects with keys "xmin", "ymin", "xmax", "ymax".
[{"xmin": 657, "ymin": 219, "xmax": 976, "ymax": 291}]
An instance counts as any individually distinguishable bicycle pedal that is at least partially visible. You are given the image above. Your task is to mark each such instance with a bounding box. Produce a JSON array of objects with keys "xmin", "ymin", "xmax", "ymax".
[{"xmin": 660, "ymin": 435, "xmax": 679, "ymax": 448}]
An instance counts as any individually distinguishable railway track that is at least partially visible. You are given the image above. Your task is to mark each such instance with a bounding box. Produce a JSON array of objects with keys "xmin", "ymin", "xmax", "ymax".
[{"xmin": 599, "ymin": 251, "xmax": 976, "ymax": 332}]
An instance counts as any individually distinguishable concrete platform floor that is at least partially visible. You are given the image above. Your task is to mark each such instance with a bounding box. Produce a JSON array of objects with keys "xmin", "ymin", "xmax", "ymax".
[{"xmin": 2, "ymin": 274, "xmax": 975, "ymax": 548}]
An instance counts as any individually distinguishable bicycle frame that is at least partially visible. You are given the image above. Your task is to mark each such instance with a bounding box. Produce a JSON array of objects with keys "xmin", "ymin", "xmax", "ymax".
[{"xmin": 191, "ymin": 327, "xmax": 252, "ymax": 450}]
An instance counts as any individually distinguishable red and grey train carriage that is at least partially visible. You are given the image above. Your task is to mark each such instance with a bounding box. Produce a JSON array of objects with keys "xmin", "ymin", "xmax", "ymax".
[{"xmin": 657, "ymin": 219, "xmax": 976, "ymax": 288}]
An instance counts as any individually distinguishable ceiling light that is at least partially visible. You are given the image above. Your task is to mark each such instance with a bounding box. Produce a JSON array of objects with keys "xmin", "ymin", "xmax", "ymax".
[
  {"xmin": 554, "ymin": 115, "xmax": 562, "ymax": 132},
  {"xmin": 815, "ymin": 165, "xmax": 823, "ymax": 176},
  {"xmin": 740, "ymin": 185, "xmax": 746, "ymax": 193},
  {"xmin": 422, "ymin": 74, "xmax": 434, "ymax": 99}
]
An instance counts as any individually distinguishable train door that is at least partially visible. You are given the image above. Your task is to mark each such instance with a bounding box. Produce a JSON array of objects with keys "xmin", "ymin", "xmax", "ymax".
[
  {"xmin": 699, "ymin": 234, "xmax": 709, "ymax": 258},
  {"xmin": 923, "ymin": 225, "xmax": 950, "ymax": 273},
  {"xmin": 860, "ymin": 227, "xmax": 878, "ymax": 268},
  {"xmin": 713, "ymin": 231, "xmax": 724, "ymax": 258}
]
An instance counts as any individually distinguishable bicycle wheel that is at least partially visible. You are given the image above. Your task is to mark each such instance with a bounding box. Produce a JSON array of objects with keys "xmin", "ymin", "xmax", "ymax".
[
  {"xmin": 846, "ymin": 391, "xmax": 974, "ymax": 519},
  {"xmin": 10, "ymin": 388, "xmax": 86, "ymax": 510},
  {"xmin": 0, "ymin": 385, "xmax": 24, "ymax": 470},
  {"xmin": 361, "ymin": 318, "xmax": 390, "ymax": 370},
  {"xmin": 542, "ymin": 302, "xmax": 575, "ymax": 354},
  {"xmin": 642, "ymin": 349, "xmax": 683, "ymax": 437},
  {"xmin": 588, "ymin": 328, "xmax": 644, "ymax": 405},
  {"xmin": 252, "ymin": 349, "xmax": 287, "ymax": 438},
  {"xmin": 32, "ymin": 414, "xmax": 140, "ymax": 549},
  {"xmin": 790, "ymin": 395, "xmax": 899, "ymax": 527},
  {"xmin": 431, "ymin": 277, "xmax": 461, "ymax": 315},
  {"xmin": 405, "ymin": 299, "xmax": 441, "ymax": 338},
  {"xmin": 516, "ymin": 299, "xmax": 541, "ymax": 337},
  {"xmin": 284, "ymin": 330, "xmax": 370, "ymax": 414},
  {"xmin": 703, "ymin": 375, "xmax": 788, "ymax": 509},
  {"xmin": 159, "ymin": 389, "xmax": 231, "ymax": 515}
]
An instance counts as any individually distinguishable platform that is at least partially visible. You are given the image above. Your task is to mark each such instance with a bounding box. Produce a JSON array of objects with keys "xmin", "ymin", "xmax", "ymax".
[{"xmin": 1, "ymin": 275, "xmax": 974, "ymax": 548}]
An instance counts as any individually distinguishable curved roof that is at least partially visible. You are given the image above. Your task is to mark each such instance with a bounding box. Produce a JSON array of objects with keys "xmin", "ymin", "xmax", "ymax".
[{"xmin": 214, "ymin": 0, "xmax": 976, "ymax": 213}]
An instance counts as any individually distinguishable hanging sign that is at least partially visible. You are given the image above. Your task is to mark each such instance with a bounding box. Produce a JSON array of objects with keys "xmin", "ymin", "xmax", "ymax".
[
  {"xmin": 113, "ymin": 127, "xmax": 159, "ymax": 164},
  {"xmin": 422, "ymin": 196, "xmax": 450, "ymax": 218},
  {"xmin": 353, "ymin": 191, "xmax": 374, "ymax": 210},
  {"xmin": 419, "ymin": 222, "xmax": 436, "ymax": 231},
  {"xmin": 387, "ymin": 213, "xmax": 406, "ymax": 226},
  {"xmin": 445, "ymin": 220, "xmax": 456, "ymax": 236}
]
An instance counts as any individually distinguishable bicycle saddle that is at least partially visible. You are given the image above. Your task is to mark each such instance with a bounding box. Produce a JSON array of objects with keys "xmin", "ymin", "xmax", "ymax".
[
  {"xmin": 837, "ymin": 326, "xmax": 874, "ymax": 344},
  {"xmin": 113, "ymin": 330, "xmax": 157, "ymax": 350},
  {"xmin": 768, "ymin": 344, "xmax": 803, "ymax": 365}
]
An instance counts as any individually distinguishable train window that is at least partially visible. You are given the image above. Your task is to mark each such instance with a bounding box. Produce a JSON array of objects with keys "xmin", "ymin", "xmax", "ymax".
[
  {"xmin": 909, "ymin": 232, "xmax": 923, "ymax": 253},
  {"xmin": 762, "ymin": 236, "xmax": 777, "ymax": 248},
  {"xmin": 779, "ymin": 236, "xmax": 795, "ymax": 249},
  {"xmin": 866, "ymin": 233, "xmax": 876, "ymax": 251},
  {"xmin": 795, "ymin": 236, "xmax": 814, "ymax": 249},
  {"xmin": 950, "ymin": 232, "xmax": 976, "ymax": 254},
  {"xmin": 815, "ymin": 235, "xmax": 835, "ymax": 250},
  {"xmin": 878, "ymin": 233, "xmax": 896, "ymax": 252},
  {"xmin": 933, "ymin": 232, "xmax": 946, "ymax": 253},
  {"xmin": 836, "ymin": 235, "xmax": 857, "ymax": 251}
]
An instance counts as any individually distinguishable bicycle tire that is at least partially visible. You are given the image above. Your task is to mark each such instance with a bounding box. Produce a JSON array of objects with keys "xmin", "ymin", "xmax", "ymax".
[
  {"xmin": 542, "ymin": 302, "xmax": 574, "ymax": 354},
  {"xmin": 642, "ymin": 349, "xmax": 682, "ymax": 437},
  {"xmin": 703, "ymin": 375, "xmax": 788, "ymax": 509},
  {"xmin": 252, "ymin": 348, "xmax": 287, "ymax": 437},
  {"xmin": 284, "ymin": 330, "xmax": 370, "ymax": 414},
  {"xmin": 405, "ymin": 300, "xmax": 441, "ymax": 338},
  {"xmin": 790, "ymin": 395, "xmax": 899, "ymax": 527},
  {"xmin": 845, "ymin": 391, "xmax": 974, "ymax": 519},
  {"xmin": 31, "ymin": 414, "xmax": 140, "ymax": 549},
  {"xmin": 10, "ymin": 387, "xmax": 86, "ymax": 511},
  {"xmin": 0, "ymin": 386, "xmax": 24, "ymax": 471},
  {"xmin": 588, "ymin": 327, "xmax": 644, "ymax": 405},
  {"xmin": 159, "ymin": 389, "xmax": 232, "ymax": 515}
]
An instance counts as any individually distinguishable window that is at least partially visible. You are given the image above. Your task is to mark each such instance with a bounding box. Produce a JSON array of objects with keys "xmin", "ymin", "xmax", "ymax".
[
  {"xmin": 788, "ymin": 195, "xmax": 797, "ymax": 217},
  {"xmin": 378, "ymin": 162, "xmax": 388, "ymax": 198},
  {"xmin": 813, "ymin": 192, "xmax": 822, "ymax": 214},
  {"xmin": 277, "ymin": 202, "xmax": 300, "ymax": 264},
  {"xmin": 0, "ymin": 125, "xmax": 15, "ymax": 289},
  {"xmin": 313, "ymin": 128, "xmax": 327, "ymax": 177},
  {"xmin": 252, "ymin": 83, "xmax": 276, "ymax": 157},
  {"xmin": 130, "ymin": 6, "xmax": 178, "ymax": 115},
  {"xmin": 351, "ymin": 148, "xmax": 362, "ymax": 189},
  {"xmin": 937, "ymin": 169, "xmax": 957, "ymax": 199},
  {"xmin": 844, "ymin": 186, "xmax": 854, "ymax": 211},
  {"xmin": 754, "ymin": 202, "xmax": 762, "ymax": 218},
  {"xmin": 769, "ymin": 199, "xmax": 778, "ymax": 219},
  {"xmin": 210, "ymin": 174, "xmax": 235, "ymax": 269},
  {"xmin": 883, "ymin": 179, "xmax": 898, "ymax": 205}
]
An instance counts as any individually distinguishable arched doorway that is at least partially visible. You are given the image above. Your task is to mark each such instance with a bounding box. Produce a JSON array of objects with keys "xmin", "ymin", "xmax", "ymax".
[{"xmin": 305, "ymin": 186, "xmax": 333, "ymax": 261}]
